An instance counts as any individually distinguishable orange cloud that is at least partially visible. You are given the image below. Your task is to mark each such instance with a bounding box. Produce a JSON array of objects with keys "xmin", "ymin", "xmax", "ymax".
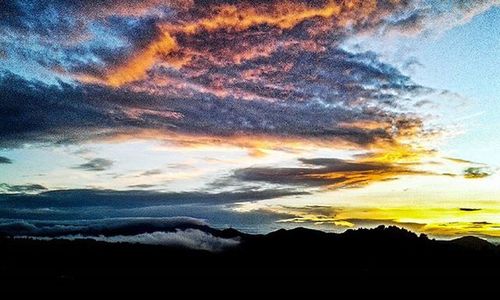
[
  {"xmin": 233, "ymin": 155, "xmax": 434, "ymax": 192},
  {"xmin": 180, "ymin": 1, "xmax": 342, "ymax": 34},
  {"xmin": 96, "ymin": 129, "xmax": 356, "ymax": 152},
  {"xmin": 81, "ymin": 0, "xmax": 407, "ymax": 86},
  {"xmin": 105, "ymin": 32, "xmax": 178, "ymax": 87}
]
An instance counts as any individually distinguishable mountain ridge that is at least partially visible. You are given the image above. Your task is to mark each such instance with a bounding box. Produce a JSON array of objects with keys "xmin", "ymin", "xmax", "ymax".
[{"xmin": 1, "ymin": 225, "xmax": 498, "ymax": 284}]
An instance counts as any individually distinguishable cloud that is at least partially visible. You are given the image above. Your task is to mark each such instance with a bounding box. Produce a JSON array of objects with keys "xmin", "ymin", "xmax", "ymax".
[
  {"xmin": 141, "ymin": 169, "xmax": 163, "ymax": 176},
  {"xmin": 0, "ymin": 73, "xmax": 115, "ymax": 148},
  {"xmin": 383, "ymin": 0, "xmax": 500, "ymax": 37},
  {"xmin": 34, "ymin": 229, "xmax": 240, "ymax": 252},
  {"xmin": 73, "ymin": 0, "xmax": 498, "ymax": 87},
  {"xmin": 460, "ymin": 208, "xmax": 482, "ymax": 212},
  {"xmin": 463, "ymin": 167, "xmax": 492, "ymax": 179},
  {"xmin": 0, "ymin": 204, "xmax": 299, "ymax": 237},
  {"xmin": 0, "ymin": 183, "xmax": 47, "ymax": 193},
  {"xmin": 232, "ymin": 156, "xmax": 431, "ymax": 190},
  {"xmin": 0, "ymin": 156, "xmax": 12, "ymax": 164},
  {"xmin": 0, "ymin": 0, "xmax": 184, "ymax": 44},
  {"xmin": 128, "ymin": 184, "xmax": 157, "ymax": 189},
  {"xmin": 0, "ymin": 187, "xmax": 306, "ymax": 215},
  {"xmin": 0, "ymin": 187, "xmax": 306, "ymax": 237},
  {"xmin": 2, "ymin": 0, "xmax": 483, "ymax": 156},
  {"xmin": 73, "ymin": 158, "xmax": 114, "ymax": 171},
  {"xmin": 0, "ymin": 217, "xmax": 209, "ymax": 237},
  {"xmin": 444, "ymin": 157, "xmax": 479, "ymax": 164},
  {"xmin": 252, "ymin": 204, "xmax": 500, "ymax": 239},
  {"xmin": 0, "ymin": 53, "xmax": 432, "ymax": 154},
  {"xmin": 0, "ymin": 68, "xmax": 408, "ymax": 146},
  {"xmin": 0, "ymin": 0, "xmax": 496, "ymax": 241}
]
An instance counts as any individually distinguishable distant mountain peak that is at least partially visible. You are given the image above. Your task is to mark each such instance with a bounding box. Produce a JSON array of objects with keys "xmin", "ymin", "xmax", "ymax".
[{"xmin": 451, "ymin": 236, "xmax": 493, "ymax": 250}]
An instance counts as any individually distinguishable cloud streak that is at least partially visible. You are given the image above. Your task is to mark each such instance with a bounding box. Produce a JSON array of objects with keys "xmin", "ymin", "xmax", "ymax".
[
  {"xmin": 232, "ymin": 156, "xmax": 433, "ymax": 190},
  {"xmin": 0, "ymin": 183, "xmax": 47, "ymax": 193},
  {"xmin": 0, "ymin": 187, "xmax": 307, "ymax": 213},
  {"xmin": 33, "ymin": 229, "xmax": 240, "ymax": 252},
  {"xmin": 0, "ymin": 156, "xmax": 12, "ymax": 164},
  {"xmin": 0, "ymin": 217, "xmax": 209, "ymax": 237},
  {"xmin": 463, "ymin": 167, "xmax": 492, "ymax": 179},
  {"xmin": 74, "ymin": 158, "xmax": 114, "ymax": 171}
]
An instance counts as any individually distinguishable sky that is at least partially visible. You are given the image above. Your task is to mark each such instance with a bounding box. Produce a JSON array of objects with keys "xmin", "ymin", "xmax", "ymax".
[{"xmin": 0, "ymin": 0, "xmax": 499, "ymax": 241}]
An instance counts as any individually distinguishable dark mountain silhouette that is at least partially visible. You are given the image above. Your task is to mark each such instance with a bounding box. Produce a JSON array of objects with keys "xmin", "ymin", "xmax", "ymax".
[
  {"xmin": 450, "ymin": 236, "xmax": 496, "ymax": 251},
  {"xmin": 0, "ymin": 225, "xmax": 498, "ymax": 288}
]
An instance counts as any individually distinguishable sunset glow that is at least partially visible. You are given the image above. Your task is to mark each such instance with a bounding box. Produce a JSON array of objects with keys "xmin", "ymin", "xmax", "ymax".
[{"xmin": 1, "ymin": 0, "xmax": 499, "ymax": 241}]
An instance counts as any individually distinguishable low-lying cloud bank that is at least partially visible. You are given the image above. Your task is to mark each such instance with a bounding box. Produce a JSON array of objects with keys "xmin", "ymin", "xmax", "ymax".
[
  {"xmin": 28, "ymin": 229, "xmax": 240, "ymax": 252},
  {"xmin": 5, "ymin": 217, "xmax": 241, "ymax": 251},
  {"xmin": 0, "ymin": 217, "xmax": 211, "ymax": 237}
]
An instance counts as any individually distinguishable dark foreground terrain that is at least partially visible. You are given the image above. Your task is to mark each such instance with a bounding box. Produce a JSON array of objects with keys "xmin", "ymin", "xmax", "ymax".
[{"xmin": 1, "ymin": 225, "xmax": 499, "ymax": 289}]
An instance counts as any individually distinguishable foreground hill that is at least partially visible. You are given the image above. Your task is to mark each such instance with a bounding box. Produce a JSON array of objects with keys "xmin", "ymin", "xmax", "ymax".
[{"xmin": 1, "ymin": 225, "xmax": 498, "ymax": 286}]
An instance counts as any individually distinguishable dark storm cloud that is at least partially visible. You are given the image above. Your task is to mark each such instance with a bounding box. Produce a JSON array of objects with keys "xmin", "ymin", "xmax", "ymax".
[
  {"xmin": 0, "ymin": 156, "xmax": 12, "ymax": 164},
  {"xmin": 73, "ymin": 158, "xmax": 114, "ymax": 171}
]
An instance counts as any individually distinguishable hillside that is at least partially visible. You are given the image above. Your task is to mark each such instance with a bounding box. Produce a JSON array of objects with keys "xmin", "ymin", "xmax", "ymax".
[{"xmin": 1, "ymin": 225, "xmax": 498, "ymax": 288}]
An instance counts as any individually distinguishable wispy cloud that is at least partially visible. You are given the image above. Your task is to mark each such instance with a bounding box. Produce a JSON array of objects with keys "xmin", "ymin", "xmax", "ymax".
[
  {"xmin": 73, "ymin": 158, "xmax": 114, "ymax": 171},
  {"xmin": 460, "ymin": 208, "xmax": 482, "ymax": 212},
  {"xmin": 0, "ymin": 187, "xmax": 307, "ymax": 215},
  {"xmin": 0, "ymin": 156, "xmax": 12, "ymax": 164},
  {"xmin": 140, "ymin": 169, "xmax": 163, "ymax": 176},
  {"xmin": 0, "ymin": 183, "xmax": 46, "ymax": 193},
  {"xmin": 463, "ymin": 167, "xmax": 492, "ymax": 179}
]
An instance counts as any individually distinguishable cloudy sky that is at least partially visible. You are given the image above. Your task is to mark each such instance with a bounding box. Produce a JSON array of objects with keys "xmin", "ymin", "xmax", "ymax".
[{"xmin": 0, "ymin": 0, "xmax": 499, "ymax": 240}]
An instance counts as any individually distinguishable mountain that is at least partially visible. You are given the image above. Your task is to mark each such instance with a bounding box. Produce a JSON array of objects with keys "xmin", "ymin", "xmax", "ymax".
[
  {"xmin": 450, "ymin": 236, "xmax": 496, "ymax": 251},
  {"xmin": 0, "ymin": 225, "xmax": 498, "ymax": 287}
]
